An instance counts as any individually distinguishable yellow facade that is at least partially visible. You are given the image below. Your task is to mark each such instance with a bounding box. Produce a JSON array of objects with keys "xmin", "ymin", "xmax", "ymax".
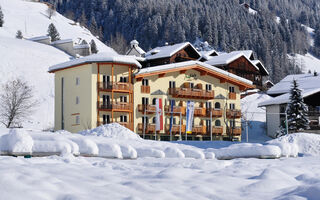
[{"xmin": 52, "ymin": 61, "xmax": 252, "ymax": 141}]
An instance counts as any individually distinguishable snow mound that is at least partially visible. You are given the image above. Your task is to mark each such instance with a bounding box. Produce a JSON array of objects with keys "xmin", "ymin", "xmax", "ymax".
[
  {"xmin": 120, "ymin": 144, "xmax": 138, "ymax": 159},
  {"xmin": 207, "ymin": 143, "xmax": 281, "ymax": 159},
  {"xmin": 79, "ymin": 123, "xmax": 141, "ymax": 140},
  {"xmin": 164, "ymin": 147, "xmax": 185, "ymax": 158},
  {"xmin": 96, "ymin": 142, "xmax": 123, "ymax": 159},
  {"xmin": 181, "ymin": 149, "xmax": 205, "ymax": 159},
  {"xmin": 0, "ymin": 129, "xmax": 33, "ymax": 154},
  {"xmin": 136, "ymin": 148, "xmax": 165, "ymax": 158},
  {"xmin": 268, "ymin": 133, "xmax": 320, "ymax": 157}
]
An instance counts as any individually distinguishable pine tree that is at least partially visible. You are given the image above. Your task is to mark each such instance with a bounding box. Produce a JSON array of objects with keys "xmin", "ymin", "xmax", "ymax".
[
  {"xmin": 16, "ymin": 30, "xmax": 23, "ymax": 39},
  {"xmin": 47, "ymin": 23, "xmax": 60, "ymax": 42},
  {"xmin": 0, "ymin": 6, "xmax": 4, "ymax": 27},
  {"xmin": 286, "ymin": 80, "xmax": 309, "ymax": 132},
  {"xmin": 90, "ymin": 39, "xmax": 98, "ymax": 54}
]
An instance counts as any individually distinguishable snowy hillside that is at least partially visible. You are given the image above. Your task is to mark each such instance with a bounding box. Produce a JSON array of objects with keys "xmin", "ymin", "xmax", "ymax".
[
  {"xmin": 0, "ymin": 0, "xmax": 116, "ymax": 54},
  {"xmin": 0, "ymin": 0, "xmax": 116, "ymax": 129},
  {"xmin": 289, "ymin": 53, "xmax": 320, "ymax": 73}
]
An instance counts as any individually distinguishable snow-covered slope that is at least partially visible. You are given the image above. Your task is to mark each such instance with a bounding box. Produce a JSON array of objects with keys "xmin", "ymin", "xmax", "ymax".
[
  {"xmin": 0, "ymin": 0, "xmax": 116, "ymax": 54},
  {"xmin": 0, "ymin": 0, "xmax": 116, "ymax": 129},
  {"xmin": 289, "ymin": 53, "xmax": 320, "ymax": 73}
]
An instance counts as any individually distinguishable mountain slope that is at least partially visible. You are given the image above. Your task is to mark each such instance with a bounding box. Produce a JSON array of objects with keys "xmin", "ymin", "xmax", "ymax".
[
  {"xmin": 0, "ymin": 0, "xmax": 116, "ymax": 129},
  {"xmin": 0, "ymin": 0, "xmax": 116, "ymax": 54}
]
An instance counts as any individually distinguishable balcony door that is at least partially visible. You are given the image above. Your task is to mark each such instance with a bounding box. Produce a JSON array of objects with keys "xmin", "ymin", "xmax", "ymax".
[
  {"xmin": 103, "ymin": 75, "xmax": 110, "ymax": 88},
  {"xmin": 103, "ymin": 95, "xmax": 110, "ymax": 106},
  {"xmin": 103, "ymin": 114, "xmax": 110, "ymax": 124},
  {"xmin": 206, "ymin": 119, "xmax": 211, "ymax": 133}
]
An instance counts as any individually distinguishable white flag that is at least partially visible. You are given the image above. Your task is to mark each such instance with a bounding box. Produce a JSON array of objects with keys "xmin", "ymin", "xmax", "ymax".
[{"xmin": 186, "ymin": 101, "xmax": 195, "ymax": 134}]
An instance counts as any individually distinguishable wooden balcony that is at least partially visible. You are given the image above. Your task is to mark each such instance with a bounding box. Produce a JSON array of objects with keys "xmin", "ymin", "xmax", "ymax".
[
  {"xmin": 98, "ymin": 102, "xmax": 132, "ymax": 112},
  {"xmin": 138, "ymin": 123, "xmax": 156, "ymax": 133},
  {"xmin": 141, "ymin": 85, "xmax": 150, "ymax": 94},
  {"xmin": 192, "ymin": 126, "xmax": 207, "ymax": 134},
  {"xmin": 228, "ymin": 127, "xmax": 241, "ymax": 136},
  {"xmin": 229, "ymin": 92, "xmax": 236, "ymax": 100},
  {"xmin": 137, "ymin": 104, "xmax": 156, "ymax": 114},
  {"xmin": 164, "ymin": 105, "xmax": 186, "ymax": 116},
  {"xmin": 211, "ymin": 126, "xmax": 223, "ymax": 135},
  {"xmin": 97, "ymin": 121, "xmax": 133, "ymax": 130},
  {"xmin": 98, "ymin": 82, "xmax": 133, "ymax": 93},
  {"xmin": 194, "ymin": 107, "xmax": 206, "ymax": 117},
  {"xmin": 206, "ymin": 109, "xmax": 223, "ymax": 117},
  {"xmin": 165, "ymin": 124, "xmax": 186, "ymax": 134},
  {"xmin": 168, "ymin": 88, "xmax": 214, "ymax": 100},
  {"xmin": 226, "ymin": 109, "xmax": 241, "ymax": 118}
]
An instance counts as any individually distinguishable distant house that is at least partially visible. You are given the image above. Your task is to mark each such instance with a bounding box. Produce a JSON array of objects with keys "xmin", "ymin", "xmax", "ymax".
[
  {"xmin": 204, "ymin": 51, "xmax": 269, "ymax": 89},
  {"xmin": 240, "ymin": 3, "xmax": 258, "ymax": 15},
  {"xmin": 126, "ymin": 40, "xmax": 145, "ymax": 57},
  {"xmin": 263, "ymin": 80, "xmax": 274, "ymax": 90},
  {"xmin": 259, "ymin": 73, "xmax": 320, "ymax": 138},
  {"xmin": 143, "ymin": 42, "xmax": 201, "ymax": 67}
]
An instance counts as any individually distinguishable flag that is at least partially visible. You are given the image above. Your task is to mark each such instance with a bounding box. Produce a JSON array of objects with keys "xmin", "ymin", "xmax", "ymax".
[
  {"xmin": 186, "ymin": 101, "xmax": 195, "ymax": 134},
  {"xmin": 169, "ymin": 100, "xmax": 174, "ymax": 133},
  {"xmin": 155, "ymin": 98, "xmax": 163, "ymax": 131}
]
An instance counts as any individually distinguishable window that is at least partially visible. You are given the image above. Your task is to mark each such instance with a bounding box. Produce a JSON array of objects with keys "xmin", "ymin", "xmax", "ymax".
[
  {"xmin": 103, "ymin": 115, "xmax": 110, "ymax": 124},
  {"xmin": 206, "ymin": 84, "xmax": 212, "ymax": 91},
  {"xmin": 142, "ymin": 116, "xmax": 149, "ymax": 124},
  {"xmin": 206, "ymin": 119, "xmax": 211, "ymax": 127},
  {"xmin": 215, "ymin": 102, "xmax": 221, "ymax": 109},
  {"xmin": 76, "ymin": 77, "xmax": 80, "ymax": 85},
  {"xmin": 103, "ymin": 75, "xmax": 110, "ymax": 83},
  {"xmin": 120, "ymin": 96, "xmax": 127, "ymax": 103},
  {"xmin": 230, "ymin": 120, "xmax": 235, "ymax": 128},
  {"xmin": 120, "ymin": 77, "xmax": 127, "ymax": 83},
  {"xmin": 229, "ymin": 86, "xmax": 235, "ymax": 93},
  {"xmin": 169, "ymin": 81, "xmax": 176, "ymax": 88},
  {"xmin": 152, "ymin": 117, "xmax": 156, "ymax": 124},
  {"xmin": 215, "ymin": 120, "xmax": 221, "ymax": 127},
  {"xmin": 170, "ymin": 99, "xmax": 176, "ymax": 106},
  {"xmin": 152, "ymin": 98, "xmax": 157, "ymax": 105},
  {"xmin": 76, "ymin": 96, "xmax": 80, "ymax": 104},
  {"xmin": 206, "ymin": 102, "xmax": 212, "ymax": 109},
  {"xmin": 190, "ymin": 83, "xmax": 194, "ymax": 89},
  {"xmin": 75, "ymin": 116, "xmax": 80, "ymax": 125},
  {"xmin": 142, "ymin": 79, "xmax": 149, "ymax": 86},
  {"xmin": 120, "ymin": 115, "xmax": 127, "ymax": 122},
  {"xmin": 142, "ymin": 97, "xmax": 149, "ymax": 105},
  {"xmin": 229, "ymin": 103, "xmax": 235, "ymax": 110}
]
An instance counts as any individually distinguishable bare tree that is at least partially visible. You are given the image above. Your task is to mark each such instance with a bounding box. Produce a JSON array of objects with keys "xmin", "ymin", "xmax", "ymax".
[
  {"xmin": 46, "ymin": 6, "xmax": 56, "ymax": 19},
  {"xmin": 0, "ymin": 79, "xmax": 37, "ymax": 128}
]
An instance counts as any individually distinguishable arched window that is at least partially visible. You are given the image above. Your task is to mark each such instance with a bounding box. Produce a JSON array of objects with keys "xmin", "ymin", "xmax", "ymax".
[
  {"xmin": 215, "ymin": 120, "xmax": 221, "ymax": 127},
  {"xmin": 215, "ymin": 102, "xmax": 221, "ymax": 109},
  {"xmin": 152, "ymin": 117, "xmax": 156, "ymax": 124}
]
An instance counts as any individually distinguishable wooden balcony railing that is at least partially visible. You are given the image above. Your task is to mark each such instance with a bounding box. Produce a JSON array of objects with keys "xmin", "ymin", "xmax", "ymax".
[
  {"xmin": 229, "ymin": 92, "xmax": 236, "ymax": 100},
  {"xmin": 164, "ymin": 105, "xmax": 186, "ymax": 116},
  {"xmin": 206, "ymin": 109, "xmax": 223, "ymax": 117},
  {"xmin": 228, "ymin": 127, "xmax": 241, "ymax": 136},
  {"xmin": 141, "ymin": 85, "xmax": 150, "ymax": 94},
  {"xmin": 168, "ymin": 88, "xmax": 214, "ymax": 100},
  {"xmin": 165, "ymin": 124, "xmax": 186, "ymax": 134},
  {"xmin": 211, "ymin": 126, "xmax": 223, "ymax": 135},
  {"xmin": 194, "ymin": 107, "xmax": 206, "ymax": 117},
  {"xmin": 98, "ymin": 82, "xmax": 133, "ymax": 92},
  {"xmin": 138, "ymin": 123, "xmax": 156, "ymax": 133},
  {"xmin": 98, "ymin": 102, "xmax": 133, "ymax": 111},
  {"xmin": 226, "ymin": 109, "xmax": 241, "ymax": 118},
  {"xmin": 192, "ymin": 126, "xmax": 207, "ymax": 134},
  {"xmin": 137, "ymin": 104, "xmax": 156, "ymax": 114}
]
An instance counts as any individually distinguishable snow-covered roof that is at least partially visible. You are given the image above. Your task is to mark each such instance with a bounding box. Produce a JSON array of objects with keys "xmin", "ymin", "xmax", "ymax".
[
  {"xmin": 252, "ymin": 60, "xmax": 269, "ymax": 75},
  {"xmin": 259, "ymin": 88, "xmax": 320, "ymax": 107},
  {"xmin": 51, "ymin": 39, "xmax": 73, "ymax": 45},
  {"xmin": 205, "ymin": 52, "xmax": 260, "ymax": 71},
  {"xmin": 28, "ymin": 35, "xmax": 51, "ymax": 41},
  {"xmin": 231, "ymin": 50, "xmax": 254, "ymax": 60},
  {"xmin": 200, "ymin": 49, "xmax": 219, "ymax": 57},
  {"xmin": 136, "ymin": 60, "xmax": 253, "ymax": 86},
  {"xmin": 264, "ymin": 80, "xmax": 274, "ymax": 86},
  {"xmin": 145, "ymin": 42, "xmax": 200, "ymax": 60},
  {"xmin": 49, "ymin": 52, "xmax": 142, "ymax": 72},
  {"xmin": 267, "ymin": 74, "xmax": 320, "ymax": 95},
  {"xmin": 74, "ymin": 44, "xmax": 90, "ymax": 49}
]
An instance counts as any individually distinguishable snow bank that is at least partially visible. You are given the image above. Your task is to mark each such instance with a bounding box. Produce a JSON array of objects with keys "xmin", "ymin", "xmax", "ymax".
[
  {"xmin": 268, "ymin": 133, "xmax": 320, "ymax": 157},
  {"xmin": 0, "ymin": 129, "xmax": 33, "ymax": 154},
  {"xmin": 164, "ymin": 147, "xmax": 185, "ymax": 158},
  {"xmin": 79, "ymin": 123, "xmax": 141, "ymax": 140},
  {"xmin": 136, "ymin": 148, "xmax": 165, "ymax": 158},
  {"xmin": 207, "ymin": 143, "xmax": 281, "ymax": 159}
]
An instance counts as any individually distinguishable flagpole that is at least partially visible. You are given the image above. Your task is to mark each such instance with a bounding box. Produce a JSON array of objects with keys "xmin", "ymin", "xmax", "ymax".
[{"xmin": 210, "ymin": 110, "xmax": 213, "ymax": 141}]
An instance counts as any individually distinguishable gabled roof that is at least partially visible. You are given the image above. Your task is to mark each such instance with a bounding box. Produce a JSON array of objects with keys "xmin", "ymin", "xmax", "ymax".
[
  {"xmin": 264, "ymin": 80, "xmax": 274, "ymax": 86},
  {"xmin": 49, "ymin": 52, "xmax": 141, "ymax": 72},
  {"xmin": 204, "ymin": 52, "xmax": 260, "ymax": 71},
  {"xmin": 259, "ymin": 88, "xmax": 320, "ymax": 107},
  {"xmin": 231, "ymin": 50, "xmax": 254, "ymax": 60},
  {"xmin": 267, "ymin": 74, "xmax": 320, "ymax": 95},
  {"xmin": 252, "ymin": 60, "xmax": 269, "ymax": 75},
  {"xmin": 145, "ymin": 42, "xmax": 201, "ymax": 60},
  {"xmin": 135, "ymin": 61, "xmax": 254, "ymax": 90}
]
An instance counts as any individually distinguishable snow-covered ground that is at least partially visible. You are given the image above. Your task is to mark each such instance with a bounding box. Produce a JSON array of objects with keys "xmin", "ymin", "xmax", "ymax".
[
  {"xmin": 289, "ymin": 53, "xmax": 320, "ymax": 73},
  {"xmin": 1, "ymin": 124, "xmax": 320, "ymax": 199}
]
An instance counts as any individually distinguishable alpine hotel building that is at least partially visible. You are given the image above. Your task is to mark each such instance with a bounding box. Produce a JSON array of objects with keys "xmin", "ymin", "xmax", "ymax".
[{"xmin": 49, "ymin": 42, "xmax": 261, "ymax": 141}]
